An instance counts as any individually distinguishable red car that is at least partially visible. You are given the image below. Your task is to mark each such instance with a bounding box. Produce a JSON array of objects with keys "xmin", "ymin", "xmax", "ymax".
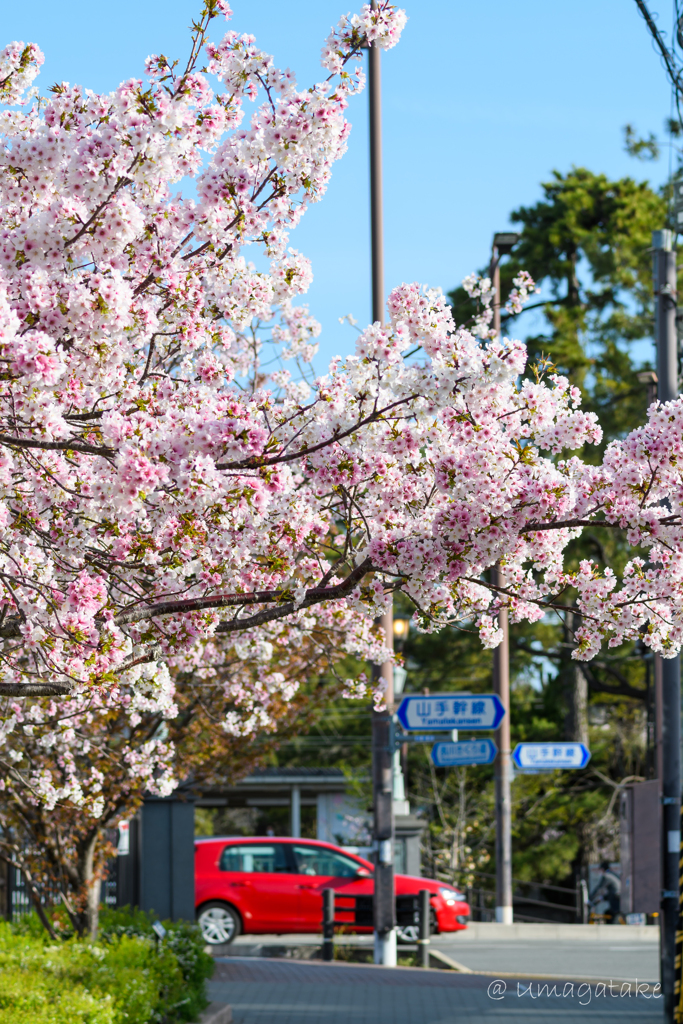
[{"xmin": 195, "ymin": 836, "xmax": 470, "ymax": 945}]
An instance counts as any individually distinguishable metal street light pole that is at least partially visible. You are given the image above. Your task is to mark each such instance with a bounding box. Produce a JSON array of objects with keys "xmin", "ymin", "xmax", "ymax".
[
  {"xmin": 368, "ymin": 14, "xmax": 396, "ymax": 967},
  {"xmin": 652, "ymin": 228, "xmax": 681, "ymax": 1022},
  {"xmin": 489, "ymin": 233, "xmax": 518, "ymax": 926}
]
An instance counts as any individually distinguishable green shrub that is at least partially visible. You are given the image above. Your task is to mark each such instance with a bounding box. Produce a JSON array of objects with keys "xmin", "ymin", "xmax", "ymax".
[
  {"xmin": 99, "ymin": 907, "xmax": 214, "ymax": 1022},
  {"xmin": 0, "ymin": 910, "xmax": 213, "ymax": 1024},
  {"xmin": 0, "ymin": 926, "xmax": 115, "ymax": 1024}
]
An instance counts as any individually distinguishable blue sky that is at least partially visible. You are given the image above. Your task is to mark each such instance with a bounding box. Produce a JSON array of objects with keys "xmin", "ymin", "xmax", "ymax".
[{"xmin": 2, "ymin": 0, "xmax": 675, "ymax": 367}]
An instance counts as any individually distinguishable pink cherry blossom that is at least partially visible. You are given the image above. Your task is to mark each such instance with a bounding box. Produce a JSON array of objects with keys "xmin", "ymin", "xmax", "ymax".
[{"xmin": 0, "ymin": 1, "xmax": 680, "ymax": 821}]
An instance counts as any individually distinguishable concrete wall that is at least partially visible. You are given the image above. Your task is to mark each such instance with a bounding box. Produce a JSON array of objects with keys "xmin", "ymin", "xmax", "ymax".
[{"xmin": 456, "ymin": 921, "xmax": 659, "ymax": 942}]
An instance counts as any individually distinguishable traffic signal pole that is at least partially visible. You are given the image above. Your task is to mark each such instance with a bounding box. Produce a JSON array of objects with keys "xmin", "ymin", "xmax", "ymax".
[
  {"xmin": 652, "ymin": 229, "xmax": 681, "ymax": 1021},
  {"xmin": 490, "ymin": 240, "xmax": 514, "ymax": 925},
  {"xmin": 369, "ymin": 13, "xmax": 397, "ymax": 967}
]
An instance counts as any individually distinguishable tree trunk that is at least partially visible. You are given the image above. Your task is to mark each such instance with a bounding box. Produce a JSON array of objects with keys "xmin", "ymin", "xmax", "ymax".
[
  {"xmin": 564, "ymin": 609, "xmax": 589, "ymax": 747},
  {"xmin": 82, "ymin": 834, "xmax": 101, "ymax": 940},
  {"xmin": 566, "ymin": 662, "xmax": 589, "ymax": 747}
]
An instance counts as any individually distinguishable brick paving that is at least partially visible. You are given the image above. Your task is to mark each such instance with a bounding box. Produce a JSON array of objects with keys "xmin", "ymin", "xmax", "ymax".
[{"xmin": 209, "ymin": 957, "xmax": 663, "ymax": 1024}]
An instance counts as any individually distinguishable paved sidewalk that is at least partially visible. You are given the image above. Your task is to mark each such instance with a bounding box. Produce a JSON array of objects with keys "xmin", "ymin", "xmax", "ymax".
[
  {"xmin": 209, "ymin": 957, "xmax": 663, "ymax": 1024},
  {"xmin": 430, "ymin": 935, "xmax": 659, "ymax": 982}
]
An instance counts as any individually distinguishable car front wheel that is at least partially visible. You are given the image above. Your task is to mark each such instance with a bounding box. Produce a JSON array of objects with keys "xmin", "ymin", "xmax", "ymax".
[{"xmin": 197, "ymin": 902, "xmax": 241, "ymax": 945}]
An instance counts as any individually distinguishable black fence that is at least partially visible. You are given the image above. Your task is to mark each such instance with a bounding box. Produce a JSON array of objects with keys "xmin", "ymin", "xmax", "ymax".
[
  {"xmin": 462, "ymin": 870, "xmax": 588, "ymax": 923},
  {"xmin": 2, "ymin": 864, "xmax": 61, "ymax": 922},
  {"xmin": 2, "ymin": 861, "xmax": 117, "ymax": 924}
]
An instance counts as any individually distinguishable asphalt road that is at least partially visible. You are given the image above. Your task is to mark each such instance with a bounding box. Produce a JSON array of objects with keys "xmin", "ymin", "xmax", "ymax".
[
  {"xmin": 209, "ymin": 958, "xmax": 663, "ymax": 1024},
  {"xmin": 224, "ymin": 932, "xmax": 660, "ymax": 985},
  {"xmin": 430, "ymin": 935, "xmax": 660, "ymax": 984}
]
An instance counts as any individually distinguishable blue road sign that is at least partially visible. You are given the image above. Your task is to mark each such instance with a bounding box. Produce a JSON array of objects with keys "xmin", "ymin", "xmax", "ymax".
[
  {"xmin": 512, "ymin": 742, "xmax": 591, "ymax": 770},
  {"xmin": 396, "ymin": 694, "xmax": 505, "ymax": 732},
  {"xmin": 431, "ymin": 739, "xmax": 498, "ymax": 767}
]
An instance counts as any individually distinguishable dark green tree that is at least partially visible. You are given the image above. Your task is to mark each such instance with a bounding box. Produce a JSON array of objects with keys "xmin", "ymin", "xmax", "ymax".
[
  {"xmin": 269, "ymin": 168, "xmax": 665, "ymax": 902},
  {"xmin": 407, "ymin": 168, "xmax": 667, "ymax": 896}
]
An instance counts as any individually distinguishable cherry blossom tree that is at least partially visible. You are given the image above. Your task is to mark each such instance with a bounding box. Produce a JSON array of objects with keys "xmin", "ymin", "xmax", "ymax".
[
  {"xmin": 0, "ymin": 1, "xmax": 406, "ymax": 704},
  {"xmin": 0, "ymin": 0, "xmax": 681, "ymax": 805},
  {"xmin": 0, "ymin": 614, "xmax": 352, "ymax": 938}
]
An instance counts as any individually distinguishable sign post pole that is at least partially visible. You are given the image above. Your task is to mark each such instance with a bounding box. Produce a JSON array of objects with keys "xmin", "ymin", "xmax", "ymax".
[{"xmin": 652, "ymin": 227, "xmax": 681, "ymax": 1022}]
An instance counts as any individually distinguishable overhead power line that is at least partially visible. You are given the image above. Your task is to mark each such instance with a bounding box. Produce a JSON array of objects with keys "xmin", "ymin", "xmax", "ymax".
[
  {"xmin": 632, "ymin": 0, "xmax": 683, "ymax": 179},
  {"xmin": 633, "ymin": 0, "xmax": 681, "ymax": 86}
]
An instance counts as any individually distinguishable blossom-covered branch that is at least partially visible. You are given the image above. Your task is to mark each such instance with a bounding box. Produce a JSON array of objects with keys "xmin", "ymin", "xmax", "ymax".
[{"xmin": 0, "ymin": 0, "xmax": 682, "ymax": 716}]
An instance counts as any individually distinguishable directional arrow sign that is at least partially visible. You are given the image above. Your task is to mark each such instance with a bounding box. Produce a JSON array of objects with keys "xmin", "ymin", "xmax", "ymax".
[
  {"xmin": 431, "ymin": 739, "xmax": 498, "ymax": 767},
  {"xmin": 512, "ymin": 742, "xmax": 591, "ymax": 770},
  {"xmin": 396, "ymin": 694, "xmax": 505, "ymax": 732}
]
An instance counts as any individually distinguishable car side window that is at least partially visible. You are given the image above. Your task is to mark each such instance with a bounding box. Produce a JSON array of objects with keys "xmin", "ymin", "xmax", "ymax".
[
  {"xmin": 292, "ymin": 845, "xmax": 362, "ymax": 878},
  {"xmin": 219, "ymin": 843, "xmax": 291, "ymax": 873}
]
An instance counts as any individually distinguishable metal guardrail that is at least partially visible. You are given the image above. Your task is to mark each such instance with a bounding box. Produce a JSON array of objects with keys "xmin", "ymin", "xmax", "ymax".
[
  {"xmin": 459, "ymin": 869, "xmax": 588, "ymax": 924},
  {"xmin": 319, "ymin": 892, "xmax": 420, "ymax": 932}
]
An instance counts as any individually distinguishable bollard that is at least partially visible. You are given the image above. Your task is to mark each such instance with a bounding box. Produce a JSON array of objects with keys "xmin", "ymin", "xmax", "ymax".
[
  {"xmin": 322, "ymin": 888, "xmax": 335, "ymax": 961},
  {"xmin": 418, "ymin": 889, "xmax": 430, "ymax": 968}
]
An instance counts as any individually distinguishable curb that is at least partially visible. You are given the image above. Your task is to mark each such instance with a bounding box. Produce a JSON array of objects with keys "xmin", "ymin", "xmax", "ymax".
[
  {"xmin": 429, "ymin": 956, "xmax": 659, "ymax": 993},
  {"xmin": 428, "ymin": 948, "xmax": 473, "ymax": 972},
  {"xmin": 199, "ymin": 1001, "xmax": 232, "ymax": 1024},
  {"xmin": 214, "ymin": 953, "xmax": 659, "ymax": 992}
]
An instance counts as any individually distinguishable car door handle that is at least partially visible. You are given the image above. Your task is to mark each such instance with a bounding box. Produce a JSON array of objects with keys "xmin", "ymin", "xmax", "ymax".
[
  {"xmin": 297, "ymin": 884, "xmax": 316, "ymax": 890},
  {"xmin": 230, "ymin": 881, "xmax": 249, "ymax": 887}
]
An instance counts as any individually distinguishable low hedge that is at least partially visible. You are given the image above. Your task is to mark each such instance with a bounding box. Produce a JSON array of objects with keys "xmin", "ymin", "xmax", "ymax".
[{"xmin": 0, "ymin": 908, "xmax": 214, "ymax": 1024}]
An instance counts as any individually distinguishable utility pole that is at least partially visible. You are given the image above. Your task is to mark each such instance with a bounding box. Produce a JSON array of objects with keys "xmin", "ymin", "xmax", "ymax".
[
  {"xmin": 368, "ymin": 8, "xmax": 396, "ymax": 967},
  {"xmin": 652, "ymin": 228, "xmax": 681, "ymax": 1023},
  {"xmin": 492, "ymin": 563, "xmax": 512, "ymax": 924},
  {"xmin": 489, "ymin": 233, "xmax": 518, "ymax": 926}
]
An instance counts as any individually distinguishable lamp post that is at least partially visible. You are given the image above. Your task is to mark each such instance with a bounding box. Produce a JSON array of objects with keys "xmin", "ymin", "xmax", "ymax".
[{"xmin": 489, "ymin": 232, "xmax": 519, "ymax": 926}]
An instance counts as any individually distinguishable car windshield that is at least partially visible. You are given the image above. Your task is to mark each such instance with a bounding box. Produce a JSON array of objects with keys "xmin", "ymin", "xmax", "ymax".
[{"xmin": 292, "ymin": 844, "xmax": 365, "ymax": 878}]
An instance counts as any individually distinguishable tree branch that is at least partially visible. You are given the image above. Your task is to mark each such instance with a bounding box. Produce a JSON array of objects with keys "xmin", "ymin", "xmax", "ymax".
[
  {"xmin": 0, "ymin": 434, "xmax": 115, "ymax": 458},
  {"xmin": 115, "ymin": 558, "xmax": 374, "ymax": 628},
  {"xmin": 521, "ymin": 514, "xmax": 681, "ymax": 534},
  {"xmin": 0, "ymin": 681, "xmax": 73, "ymax": 697},
  {"xmin": 215, "ymin": 396, "xmax": 416, "ymax": 471}
]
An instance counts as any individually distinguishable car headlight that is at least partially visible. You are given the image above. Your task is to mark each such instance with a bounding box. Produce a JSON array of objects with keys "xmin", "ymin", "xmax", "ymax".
[{"xmin": 438, "ymin": 887, "xmax": 463, "ymax": 905}]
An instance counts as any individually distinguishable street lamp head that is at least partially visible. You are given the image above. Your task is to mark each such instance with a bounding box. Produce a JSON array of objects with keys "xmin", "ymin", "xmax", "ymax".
[
  {"xmin": 393, "ymin": 665, "xmax": 407, "ymax": 695},
  {"xmin": 636, "ymin": 370, "xmax": 658, "ymax": 385},
  {"xmin": 393, "ymin": 618, "xmax": 410, "ymax": 640},
  {"xmin": 492, "ymin": 232, "xmax": 521, "ymax": 256}
]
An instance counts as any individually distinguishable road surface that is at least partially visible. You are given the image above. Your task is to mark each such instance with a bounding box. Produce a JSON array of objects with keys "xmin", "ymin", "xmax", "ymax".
[{"xmin": 208, "ymin": 957, "xmax": 663, "ymax": 1024}]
